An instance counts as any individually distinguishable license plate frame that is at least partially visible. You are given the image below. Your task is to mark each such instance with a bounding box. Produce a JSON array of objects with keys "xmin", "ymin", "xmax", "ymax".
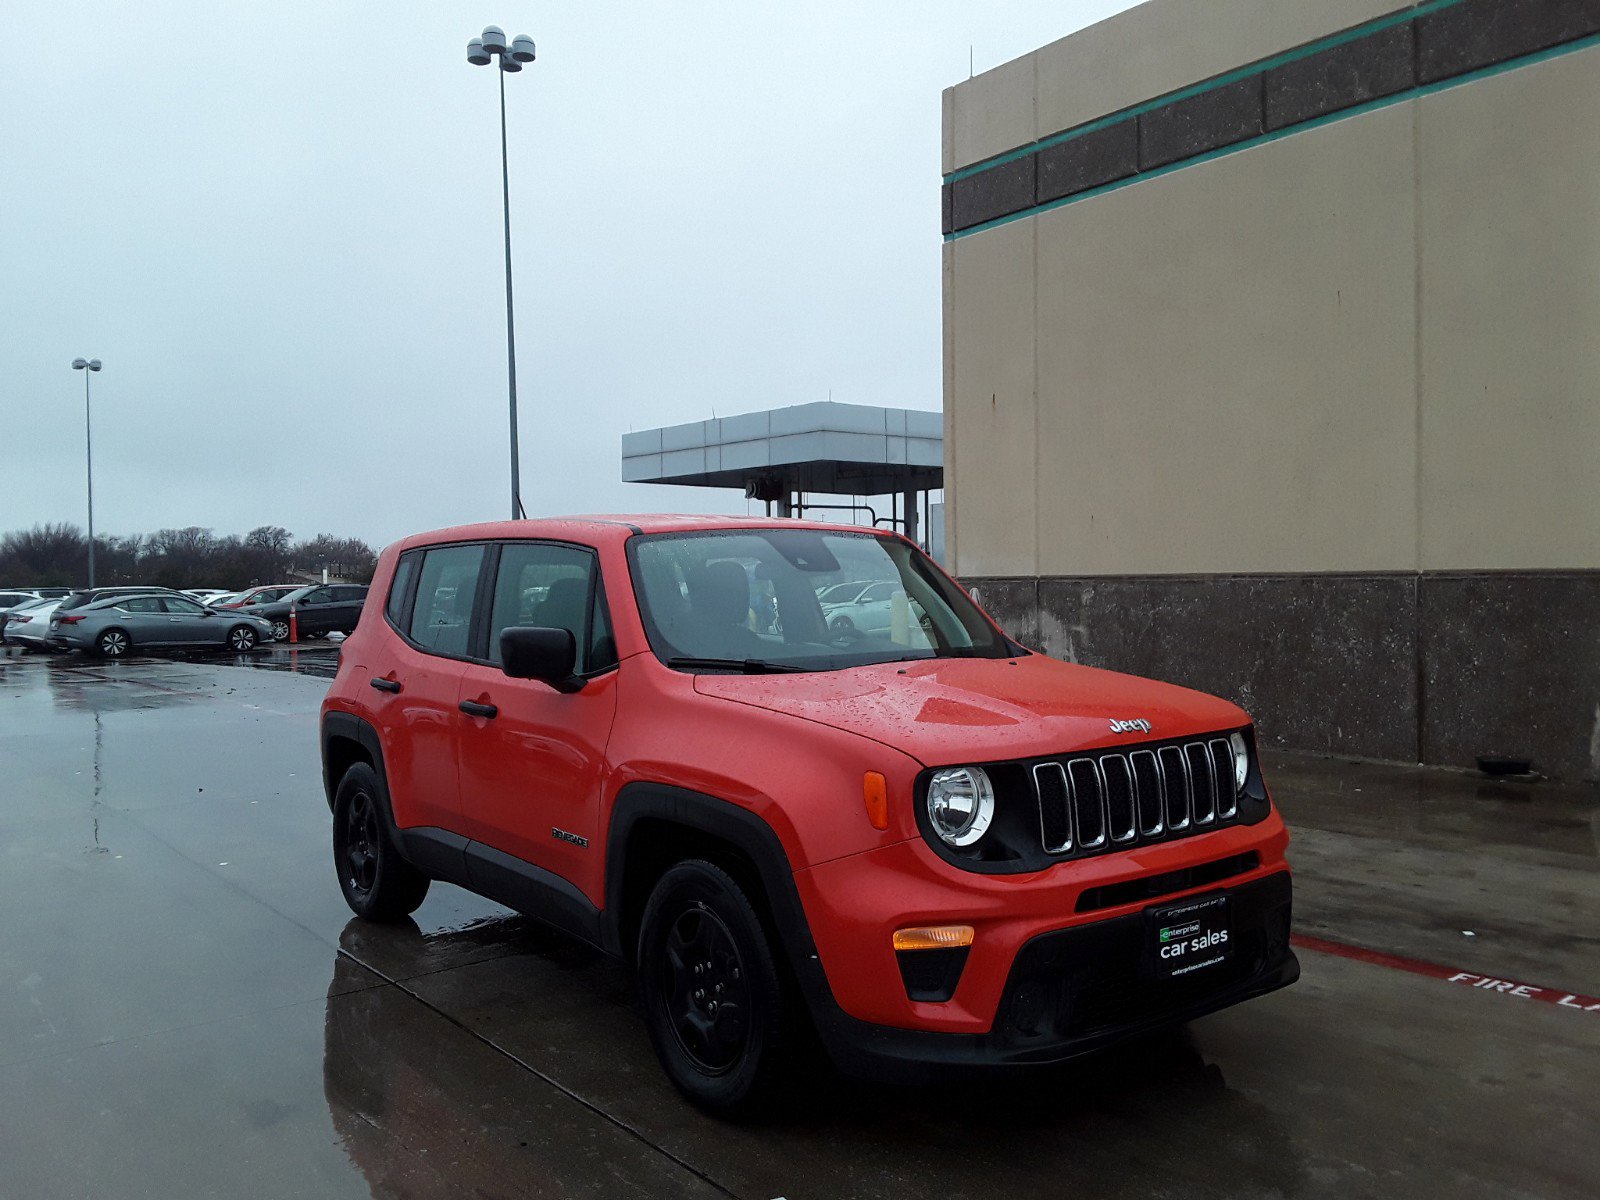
[{"xmin": 1150, "ymin": 893, "xmax": 1232, "ymax": 980}]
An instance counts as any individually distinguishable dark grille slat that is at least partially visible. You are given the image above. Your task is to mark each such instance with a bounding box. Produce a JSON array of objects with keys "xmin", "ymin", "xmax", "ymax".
[
  {"xmin": 1210, "ymin": 738, "xmax": 1239, "ymax": 819},
  {"xmin": 1130, "ymin": 749, "xmax": 1164, "ymax": 836},
  {"xmin": 1186, "ymin": 742, "xmax": 1218, "ymax": 825},
  {"xmin": 1101, "ymin": 754, "xmax": 1137, "ymax": 843},
  {"xmin": 1067, "ymin": 759, "xmax": 1107, "ymax": 848},
  {"xmin": 1158, "ymin": 745, "xmax": 1191, "ymax": 831},
  {"xmin": 1034, "ymin": 763, "xmax": 1073, "ymax": 853}
]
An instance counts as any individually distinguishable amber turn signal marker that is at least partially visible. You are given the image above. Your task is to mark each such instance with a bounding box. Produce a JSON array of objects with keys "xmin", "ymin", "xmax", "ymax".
[
  {"xmin": 892, "ymin": 925, "xmax": 975, "ymax": 951},
  {"xmin": 863, "ymin": 771, "xmax": 889, "ymax": 830}
]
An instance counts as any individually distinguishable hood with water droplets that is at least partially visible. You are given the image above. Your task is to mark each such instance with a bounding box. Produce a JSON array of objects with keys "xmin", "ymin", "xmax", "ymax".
[{"xmin": 692, "ymin": 653, "xmax": 1246, "ymax": 766}]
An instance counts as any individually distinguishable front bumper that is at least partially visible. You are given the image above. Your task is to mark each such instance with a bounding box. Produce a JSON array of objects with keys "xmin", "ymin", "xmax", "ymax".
[
  {"xmin": 807, "ymin": 870, "xmax": 1296, "ymax": 1082},
  {"xmin": 796, "ymin": 811, "xmax": 1289, "ymax": 1030}
]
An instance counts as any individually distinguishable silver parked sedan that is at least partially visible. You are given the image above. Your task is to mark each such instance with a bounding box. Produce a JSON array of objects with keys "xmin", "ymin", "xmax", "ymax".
[{"xmin": 51, "ymin": 592, "xmax": 276, "ymax": 657}]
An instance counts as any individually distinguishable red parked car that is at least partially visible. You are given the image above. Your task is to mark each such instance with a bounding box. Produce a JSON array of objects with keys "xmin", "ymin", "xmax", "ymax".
[
  {"xmin": 217, "ymin": 584, "xmax": 300, "ymax": 610},
  {"xmin": 320, "ymin": 516, "xmax": 1296, "ymax": 1112}
]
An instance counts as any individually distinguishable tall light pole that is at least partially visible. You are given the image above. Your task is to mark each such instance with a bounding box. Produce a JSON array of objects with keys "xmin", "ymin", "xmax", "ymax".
[
  {"xmin": 467, "ymin": 25, "xmax": 537, "ymax": 520},
  {"xmin": 71, "ymin": 358, "xmax": 103, "ymax": 587}
]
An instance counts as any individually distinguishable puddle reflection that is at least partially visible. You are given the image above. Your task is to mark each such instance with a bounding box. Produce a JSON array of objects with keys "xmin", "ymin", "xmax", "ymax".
[{"xmin": 323, "ymin": 916, "xmax": 1304, "ymax": 1199}]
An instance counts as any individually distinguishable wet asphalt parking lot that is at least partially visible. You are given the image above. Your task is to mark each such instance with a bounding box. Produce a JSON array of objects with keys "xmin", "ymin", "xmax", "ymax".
[{"xmin": 2, "ymin": 648, "xmax": 1598, "ymax": 1199}]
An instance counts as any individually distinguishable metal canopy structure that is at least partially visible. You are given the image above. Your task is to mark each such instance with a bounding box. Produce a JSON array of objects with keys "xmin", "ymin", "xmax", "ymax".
[{"xmin": 621, "ymin": 402, "xmax": 943, "ymax": 542}]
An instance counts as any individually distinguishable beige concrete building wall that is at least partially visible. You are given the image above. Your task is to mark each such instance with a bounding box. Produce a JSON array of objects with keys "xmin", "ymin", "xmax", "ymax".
[
  {"xmin": 943, "ymin": 0, "xmax": 1403, "ymax": 173},
  {"xmin": 945, "ymin": 3, "xmax": 1600, "ymax": 579},
  {"xmin": 1418, "ymin": 47, "xmax": 1600, "ymax": 570},
  {"xmin": 1029, "ymin": 106, "xmax": 1418, "ymax": 576},
  {"xmin": 940, "ymin": 0, "xmax": 1600, "ymax": 777},
  {"xmin": 945, "ymin": 221, "xmax": 1039, "ymax": 579},
  {"xmin": 947, "ymin": 95, "xmax": 1423, "ymax": 578}
]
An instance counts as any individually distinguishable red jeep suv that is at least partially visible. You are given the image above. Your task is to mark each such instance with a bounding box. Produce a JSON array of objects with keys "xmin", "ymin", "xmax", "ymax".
[{"xmin": 320, "ymin": 517, "xmax": 1296, "ymax": 1112}]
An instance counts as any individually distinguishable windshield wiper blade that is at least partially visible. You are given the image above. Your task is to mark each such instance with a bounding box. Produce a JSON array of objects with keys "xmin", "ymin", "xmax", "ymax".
[{"xmin": 665, "ymin": 656, "xmax": 805, "ymax": 674}]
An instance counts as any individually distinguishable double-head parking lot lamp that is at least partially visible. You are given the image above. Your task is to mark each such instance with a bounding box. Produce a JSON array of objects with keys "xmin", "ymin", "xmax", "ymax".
[{"xmin": 467, "ymin": 25, "xmax": 537, "ymax": 520}]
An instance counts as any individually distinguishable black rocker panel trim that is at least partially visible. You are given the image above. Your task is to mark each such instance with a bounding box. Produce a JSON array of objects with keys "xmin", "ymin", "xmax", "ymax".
[
  {"xmin": 395, "ymin": 826, "xmax": 469, "ymax": 882},
  {"xmin": 463, "ymin": 840, "xmax": 604, "ymax": 947}
]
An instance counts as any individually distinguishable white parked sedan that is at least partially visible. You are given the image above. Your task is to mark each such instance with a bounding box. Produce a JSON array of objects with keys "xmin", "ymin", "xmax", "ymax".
[{"xmin": 4, "ymin": 598, "xmax": 63, "ymax": 650}]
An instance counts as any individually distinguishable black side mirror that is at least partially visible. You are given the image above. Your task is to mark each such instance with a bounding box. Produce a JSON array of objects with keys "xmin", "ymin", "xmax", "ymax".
[{"xmin": 500, "ymin": 626, "xmax": 581, "ymax": 692}]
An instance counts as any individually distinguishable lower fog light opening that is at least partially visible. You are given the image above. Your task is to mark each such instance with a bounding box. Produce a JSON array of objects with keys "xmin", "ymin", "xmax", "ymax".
[{"xmin": 893, "ymin": 925, "xmax": 974, "ymax": 1003}]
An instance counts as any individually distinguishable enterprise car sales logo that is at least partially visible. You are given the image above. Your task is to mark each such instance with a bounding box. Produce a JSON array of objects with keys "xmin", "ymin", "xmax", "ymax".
[{"xmin": 1109, "ymin": 718, "xmax": 1152, "ymax": 735}]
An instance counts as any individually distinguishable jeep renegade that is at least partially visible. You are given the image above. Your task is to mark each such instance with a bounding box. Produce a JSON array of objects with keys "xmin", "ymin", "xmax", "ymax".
[{"xmin": 320, "ymin": 516, "xmax": 1297, "ymax": 1112}]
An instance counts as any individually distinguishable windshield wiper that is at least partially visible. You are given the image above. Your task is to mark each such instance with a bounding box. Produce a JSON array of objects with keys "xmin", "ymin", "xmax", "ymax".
[
  {"xmin": 879, "ymin": 648, "xmax": 979, "ymax": 664},
  {"xmin": 665, "ymin": 656, "xmax": 806, "ymax": 675}
]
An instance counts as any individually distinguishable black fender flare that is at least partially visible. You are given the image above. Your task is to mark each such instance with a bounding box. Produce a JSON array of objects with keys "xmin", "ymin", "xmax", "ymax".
[
  {"xmin": 603, "ymin": 782, "xmax": 837, "ymax": 1013},
  {"xmin": 320, "ymin": 711, "xmax": 390, "ymax": 822}
]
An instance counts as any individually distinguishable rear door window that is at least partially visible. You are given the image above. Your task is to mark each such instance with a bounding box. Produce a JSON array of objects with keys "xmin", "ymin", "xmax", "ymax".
[{"xmin": 408, "ymin": 545, "xmax": 486, "ymax": 658}]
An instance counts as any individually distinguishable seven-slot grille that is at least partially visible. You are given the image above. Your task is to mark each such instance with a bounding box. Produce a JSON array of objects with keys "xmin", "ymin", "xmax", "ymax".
[{"xmin": 1032, "ymin": 737, "xmax": 1241, "ymax": 856}]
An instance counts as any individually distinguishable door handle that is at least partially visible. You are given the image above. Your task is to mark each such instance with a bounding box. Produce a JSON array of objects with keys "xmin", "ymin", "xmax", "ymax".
[
  {"xmin": 370, "ymin": 677, "xmax": 401, "ymax": 694},
  {"xmin": 459, "ymin": 699, "xmax": 498, "ymax": 719}
]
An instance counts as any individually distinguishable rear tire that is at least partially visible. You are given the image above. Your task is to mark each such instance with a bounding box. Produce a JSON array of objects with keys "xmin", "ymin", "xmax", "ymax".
[
  {"xmin": 637, "ymin": 859, "xmax": 791, "ymax": 1116},
  {"xmin": 332, "ymin": 763, "xmax": 429, "ymax": 921},
  {"xmin": 96, "ymin": 628, "xmax": 131, "ymax": 658}
]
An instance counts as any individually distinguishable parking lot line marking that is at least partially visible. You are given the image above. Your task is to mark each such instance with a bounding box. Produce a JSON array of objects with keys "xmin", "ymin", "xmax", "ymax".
[{"xmin": 1292, "ymin": 934, "xmax": 1600, "ymax": 1013}]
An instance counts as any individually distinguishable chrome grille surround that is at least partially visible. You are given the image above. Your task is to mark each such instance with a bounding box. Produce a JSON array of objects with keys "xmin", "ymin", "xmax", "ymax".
[{"xmin": 1032, "ymin": 735, "xmax": 1244, "ymax": 858}]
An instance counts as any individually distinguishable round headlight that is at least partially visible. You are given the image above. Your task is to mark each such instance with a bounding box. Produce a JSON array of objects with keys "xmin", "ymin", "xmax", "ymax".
[
  {"xmin": 1229, "ymin": 732, "xmax": 1249, "ymax": 790},
  {"xmin": 926, "ymin": 766, "xmax": 995, "ymax": 847}
]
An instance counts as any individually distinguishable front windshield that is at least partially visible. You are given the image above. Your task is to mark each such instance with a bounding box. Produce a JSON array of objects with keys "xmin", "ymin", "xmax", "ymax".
[{"xmin": 628, "ymin": 528, "xmax": 1014, "ymax": 672}]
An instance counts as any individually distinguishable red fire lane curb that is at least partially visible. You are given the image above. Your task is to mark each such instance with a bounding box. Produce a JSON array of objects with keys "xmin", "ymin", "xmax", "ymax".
[{"xmin": 1291, "ymin": 933, "xmax": 1600, "ymax": 1013}]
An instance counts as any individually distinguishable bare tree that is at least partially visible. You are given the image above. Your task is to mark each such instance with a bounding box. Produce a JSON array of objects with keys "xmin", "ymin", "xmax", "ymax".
[
  {"xmin": 293, "ymin": 534, "xmax": 377, "ymax": 583},
  {"xmin": 0, "ymin": 523, "xmax": 88, "ymax": 585},
  {"xmin": 0, "ymin": 523, "xmax": 378, "ymax": 589},
  {"xmin": 243, "ymin": 525, "xmax": 293, "ymax": 582}
]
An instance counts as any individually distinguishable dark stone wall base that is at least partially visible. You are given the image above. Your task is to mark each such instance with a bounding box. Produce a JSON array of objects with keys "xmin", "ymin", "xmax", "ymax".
[{"xmin": 966, "ymin": 572, "xmax": 1600, "ymax": 782}]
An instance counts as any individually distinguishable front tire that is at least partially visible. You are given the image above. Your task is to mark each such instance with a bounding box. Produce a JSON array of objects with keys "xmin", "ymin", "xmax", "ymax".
[
  {"xmin": 269, "ymin": 619, "xmax": 290, "ymax": 641},
  {"xmin": 332, "ymin": 763, "xmax": 429, "ymax": 921},
  {"xmin": 96, "ymin": 628, "xmax": 130, "ymax": 658},
  {"xmin": 227, "ymin": 625, "xmax": 258, "ymax": 652},
  {"xmin": 637, "ymin": 859, "xmax": 791, "ymax": 1115}
]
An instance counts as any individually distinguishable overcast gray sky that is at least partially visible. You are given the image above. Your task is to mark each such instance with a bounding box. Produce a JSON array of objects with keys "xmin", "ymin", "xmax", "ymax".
[{"xmin": 2, "ymin": 2, "xmax": 1130, "ymax": 549}]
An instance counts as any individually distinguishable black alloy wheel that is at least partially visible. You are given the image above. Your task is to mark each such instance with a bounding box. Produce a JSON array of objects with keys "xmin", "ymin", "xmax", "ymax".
[
  {"xmin": 637, "ymin": 859, "xmax": 791, "ymax": 1114},
  {"xmin": 663, "ymin": 904, "xmax": 750, "ymax": 1073},
  {"xmin": 332, "ymin": 763, "xmax": 430, "ymax": 921},
  {"xmin": 228, "ymin": 625, "xmax": 258, "ymax": 652},
  {"xmin": 96, "ymin": 629, "xmax": 130, "ymax": 658},
  {"xmin": 344, "ymin": 789, "xmax": 381, "ymax": 896}
]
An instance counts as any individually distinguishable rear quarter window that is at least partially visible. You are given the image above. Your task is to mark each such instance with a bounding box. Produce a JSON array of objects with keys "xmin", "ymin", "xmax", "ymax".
[{"xmin": 386, "ymin": 552, "xmax": 420, "ymax": 626}]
